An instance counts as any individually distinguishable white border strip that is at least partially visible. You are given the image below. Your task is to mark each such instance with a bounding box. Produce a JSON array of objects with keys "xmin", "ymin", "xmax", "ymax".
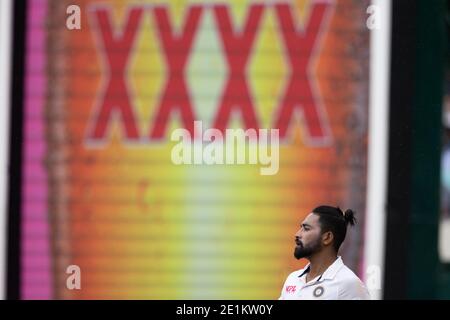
[
  {"xmin": 0, "ymin": 0, "xmax": 13, "ymax": 300},
  {"xmin": 364, "ymin": 0, "xmax": 392, "ymax": 300}
]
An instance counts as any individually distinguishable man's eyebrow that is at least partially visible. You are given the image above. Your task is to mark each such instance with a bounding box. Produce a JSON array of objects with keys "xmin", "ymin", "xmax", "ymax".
[{"xmin": 301, "ymin": 223, "xmax": 311, "ymax": 228}]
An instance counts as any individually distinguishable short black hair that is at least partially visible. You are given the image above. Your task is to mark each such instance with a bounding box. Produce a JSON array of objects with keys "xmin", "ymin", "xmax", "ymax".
[{"xmin": 312, "ymin": 205, "xmax": 356, "ymax": 252}]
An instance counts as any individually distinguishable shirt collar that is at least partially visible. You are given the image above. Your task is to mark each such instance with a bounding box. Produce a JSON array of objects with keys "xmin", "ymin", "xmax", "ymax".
[
  {"xmin": 297, "ymin": 256, "xmax": 344, "ymax": 280},
  {"xmin": 298, "ymin": 265, "xmax": 310, "ymax": 278},
  {"xmin": 321, "ymin": 256, "xmax": 344, "ymax": 280}
]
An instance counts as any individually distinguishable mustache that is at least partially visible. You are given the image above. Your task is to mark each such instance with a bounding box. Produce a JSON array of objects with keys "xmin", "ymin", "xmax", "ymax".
[{"xmin": 295, "ymin": 239, "xmax": 303, "ymax": 247}]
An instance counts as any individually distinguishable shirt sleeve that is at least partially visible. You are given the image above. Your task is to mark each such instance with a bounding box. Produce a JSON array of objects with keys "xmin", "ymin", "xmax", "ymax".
[{"xmin": 338, "ymin": 279, "xmax": 371, "ymax": 300}]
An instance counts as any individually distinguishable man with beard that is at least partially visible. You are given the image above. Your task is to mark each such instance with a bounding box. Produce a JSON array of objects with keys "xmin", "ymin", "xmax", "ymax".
[{"xmin": 278, "ymin": 205, "xmax": 370, "ymax": 300}]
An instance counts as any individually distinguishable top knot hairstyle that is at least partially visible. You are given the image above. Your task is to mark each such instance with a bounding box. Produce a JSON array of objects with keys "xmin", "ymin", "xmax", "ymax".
[{"xmin": 312, "ymin": 205, "xmax": 357, "ymax": 252}]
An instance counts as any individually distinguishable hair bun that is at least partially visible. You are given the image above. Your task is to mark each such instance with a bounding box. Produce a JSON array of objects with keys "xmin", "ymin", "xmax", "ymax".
[{"xmin": 344, "ymin": 209, "xmax": 357, "ymax": 226}]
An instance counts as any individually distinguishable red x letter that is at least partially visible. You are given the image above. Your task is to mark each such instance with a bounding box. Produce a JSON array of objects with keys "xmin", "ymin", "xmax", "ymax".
[
  {"xmin": 149, "ymin": 6, "xmax": 203, "ymax": 139},
  {"xmin": 274, "ymin": 3, "xmax": 332, "ymax": 143},
  {"xmin": 212, "ymin": 4, "xmax": 264, "ymax": 133},
  {"xmin": 88, "ymin": 7, "xmax": 143, "ymax": 142}
]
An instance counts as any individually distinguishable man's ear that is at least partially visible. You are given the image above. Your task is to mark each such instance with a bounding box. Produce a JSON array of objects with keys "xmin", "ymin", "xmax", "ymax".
[{"xmin": 322, "ymin": 231, "xmax": 334, "ymax": 246}]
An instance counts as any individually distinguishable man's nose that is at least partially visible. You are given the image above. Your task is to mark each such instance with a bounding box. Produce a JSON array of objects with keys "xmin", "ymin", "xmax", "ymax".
[{"xmin": 295, "ymin": 229, "xmax": 302, "ymax": 239}]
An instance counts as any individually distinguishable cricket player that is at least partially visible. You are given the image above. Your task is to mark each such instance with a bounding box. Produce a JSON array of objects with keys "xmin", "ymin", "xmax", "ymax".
[{"xmin": 279, "ymin": 206, "xmax": 370, "ymax": 300}]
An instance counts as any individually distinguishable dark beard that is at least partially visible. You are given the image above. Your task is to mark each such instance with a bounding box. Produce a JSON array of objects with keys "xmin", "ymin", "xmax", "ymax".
[
  {"xmin": 294, "ymin": 245, "xmax": 314, "ymax": 259},
  {"xmin": 294, "ymin": 239, "xmax": 321, "ymax": 259}
]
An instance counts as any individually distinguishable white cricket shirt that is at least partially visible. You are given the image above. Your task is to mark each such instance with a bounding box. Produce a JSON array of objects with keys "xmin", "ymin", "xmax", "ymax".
[{"xmin": 279, "ymin": 256, "xmax": 370, "ymax": 300}]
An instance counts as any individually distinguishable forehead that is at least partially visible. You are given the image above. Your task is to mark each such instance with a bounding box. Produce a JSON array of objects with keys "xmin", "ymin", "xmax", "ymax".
[{"xmin": 301, "ymin": 213, "xmax": 320, "ymax": 226}]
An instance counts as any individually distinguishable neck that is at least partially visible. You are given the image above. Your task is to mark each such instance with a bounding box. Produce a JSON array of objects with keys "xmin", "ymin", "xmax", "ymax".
[{"xmin": 306, "ymin": 252, "xmax": 338, "ymax": 281}]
